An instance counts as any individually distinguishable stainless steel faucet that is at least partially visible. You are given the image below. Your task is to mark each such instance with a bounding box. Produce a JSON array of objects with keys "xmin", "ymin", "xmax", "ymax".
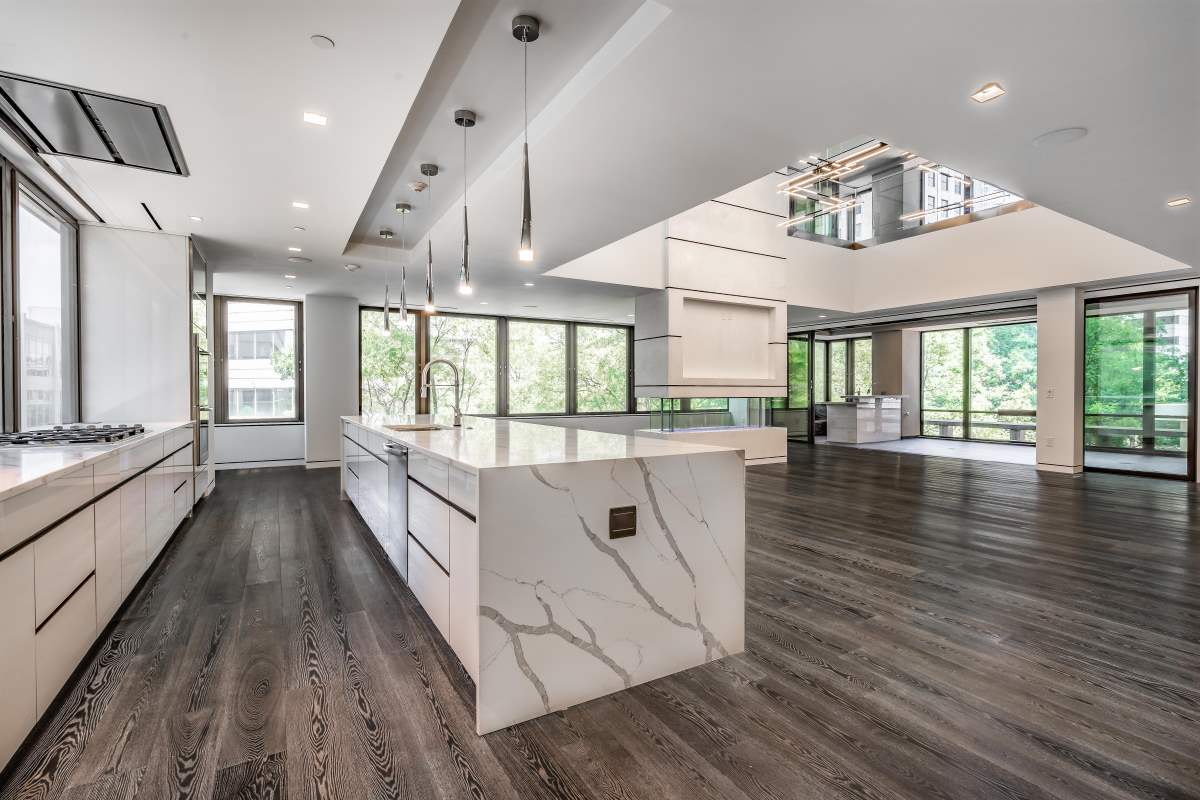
[{"xmin": 420, "ymin": 358, "xmax": 462, "ymax": 427}]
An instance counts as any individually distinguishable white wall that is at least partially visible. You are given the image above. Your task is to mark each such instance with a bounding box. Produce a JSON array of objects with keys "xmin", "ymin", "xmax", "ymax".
[
  {"xmin": 304, "ymin": 295, "xmax": 359, "ymax": 467},
  {"xmin": 214, "ymin": 423, "xmax": 305, "ymax": 469},
  {"xmin": 1035, "ymin": 287, "xmax": 1085, "ymax": 472},
  {"xmin": 80, "ymin": 225, "xmax": 191, "ymax": 422}
]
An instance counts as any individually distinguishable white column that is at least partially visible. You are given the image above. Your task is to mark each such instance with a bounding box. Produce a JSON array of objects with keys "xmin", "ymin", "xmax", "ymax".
[
  {"xmin": 303, "ymin": 295, "xmax": 360, "ymax": 467},
  {"xmin": 1035, "ymin": 287, "xmax": 1085, "ymax": 473}
]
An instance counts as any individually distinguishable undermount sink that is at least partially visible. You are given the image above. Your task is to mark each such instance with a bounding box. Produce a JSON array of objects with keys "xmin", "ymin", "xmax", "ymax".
[{"xmin": 385, "ymin": 423, "xmax": 450, "ymax": 432}]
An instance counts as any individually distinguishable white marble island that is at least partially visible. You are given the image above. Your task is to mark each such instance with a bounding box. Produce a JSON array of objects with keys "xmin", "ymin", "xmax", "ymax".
[
  {"xmin": 340, "ymin": 414, "xmax": 746, "ymax": 734},
  {"xmin": 826, "ymin": 395, "xmax": 904, "ymax": 444}
]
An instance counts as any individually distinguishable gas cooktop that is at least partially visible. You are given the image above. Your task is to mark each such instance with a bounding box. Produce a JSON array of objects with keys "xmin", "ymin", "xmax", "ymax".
[{"xmin": 0, "ymin": 424, "xmax": 147, "ymax": 447}]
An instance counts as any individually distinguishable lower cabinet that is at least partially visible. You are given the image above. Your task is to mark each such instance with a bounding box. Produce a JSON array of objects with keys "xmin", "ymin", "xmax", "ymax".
[
  {"xmin": 95, "ymin": 491, "xmax": 124, "ymax": 627},
  {"xmin": 408, "ymin": 535, "xmax": 451, "ymax": 640},
  {"xmin": 34, "ymin": 576, "xmax": 97, "ymax": 715},
  {"xmin": 120, "ymin": 474, "xmax": 148, "ymax": 595},
  {"xmin": 0, "ymin": 546, "xmax": 36, "ymax": 770},
  {"xmin": 449, "ymin": 509, "xmax": 479, "ymax": 682}
]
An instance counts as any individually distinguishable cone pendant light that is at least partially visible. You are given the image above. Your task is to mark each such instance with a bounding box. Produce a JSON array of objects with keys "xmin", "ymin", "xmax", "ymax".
[
  {"xmin": 454, "ymin": 109, "xmax": 476, "ymax": 294},
  {"xmin": 420, "ymin": 163, "xmax": 439, "ymax": 313},
  {"xmin": 395, "ymin": 202, "xmax": 412, "ymax": 323},
  {"xmin": 379, "ymin": 227, "xmax": 394, "ymax": 331},
  {"xmin": 513, "ymin": 15, "xmax": 539, "ymax": 262}
]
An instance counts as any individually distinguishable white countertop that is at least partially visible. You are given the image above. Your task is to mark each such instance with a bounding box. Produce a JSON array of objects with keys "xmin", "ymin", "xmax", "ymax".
[
  {"xmin": 0, "ymin": 421, "xmax": 193, "ymax": 502},
  {"xmin": 343, "ymin": 414, "xmax": 735, "ymax": 472}
]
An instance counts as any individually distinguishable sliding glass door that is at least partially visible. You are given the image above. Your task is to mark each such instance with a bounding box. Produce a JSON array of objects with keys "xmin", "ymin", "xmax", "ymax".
[
  {"xmin": 1084, "ymin": 290, "xmax": 1196, "ymax": 479},
  {"xmin": 920, "ymin": 322, "xmax": 1037, "ymax": 443}
]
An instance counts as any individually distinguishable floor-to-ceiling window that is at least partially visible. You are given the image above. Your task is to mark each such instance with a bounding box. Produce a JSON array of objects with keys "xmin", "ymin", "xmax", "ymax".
[
  {"xmin": 829, "ymin": 340, "xmax": 848, "ymax": 401},
  {"xmin": 9, "ymin": 176, "xmax": 79, "ymax": 430},
  {"xmin": 574, "ymin": 324, "xmax": 629, "ymax": 413},
  {"xmin": 507, "ymin": 319, "xmax": 568, "ymax": 414},
  {"xmin": 1084, "ymin": 290, "xmax": 1195, "ymax": 479},
  {"xmin": 852, "ymin": 337, "xmax": 873, "ymax": 395},
  {"xmin": 920, "ymin": 322, "xmax": 1037, "ymax": 443}
]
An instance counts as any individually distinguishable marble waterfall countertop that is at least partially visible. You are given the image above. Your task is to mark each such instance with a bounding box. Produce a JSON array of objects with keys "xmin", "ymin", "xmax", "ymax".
[
  {"xmin": 0, "ymin": 421, "xmax": 193, "ymax": 502},
  {"xmin": 342, "ymin": 414, "xmax": 736, "ymax": 472}
]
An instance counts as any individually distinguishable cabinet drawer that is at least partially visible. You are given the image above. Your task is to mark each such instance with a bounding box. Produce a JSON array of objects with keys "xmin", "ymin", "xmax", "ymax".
[
  {"xmin": 0, "ymin": 464, "xmax": 93, "ymax": 556},
  {"xmin": 93, "ymin": 438, "xmax": 164, "ymax": 496},
  {"xmin": 448, "ymin": 465, "xmax": 477, "ymax": 517},
  {"xmin": 173, "ymin": 443, "xmax": 194, "ymax": 470},
  {"xmin": 120, "ymin": 475, "xmax": 148, "ymax": 595},
  {"xmin": 0, "ymin": 545, "xmax": 36, "ymax": 769},
  {"xmin": 409, "ymin": 450, "xmax": 448, "ymax": 497},
  {"xmin": 174, "ymin": 475, "xmax": 193, "ymax": 529},
  {"xmin": 408, "ymin": 479, "xmax": 449, "ymax": 569},
  {"xmin": 34, "ymin": 506, "xmax": 96, "ymax": 628},
  {"xmin": 407, "ymin": 535, "xmax": 449, "ymax": 640},
  {"xmin": 35, "ymin": 575, "xmax": 96, "ymax": 715}
]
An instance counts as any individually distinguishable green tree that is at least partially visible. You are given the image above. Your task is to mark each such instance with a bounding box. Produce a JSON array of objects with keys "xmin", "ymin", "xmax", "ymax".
[{"xmin": 360, "ymin": 311, "xmax": 417, "ymax": 416}]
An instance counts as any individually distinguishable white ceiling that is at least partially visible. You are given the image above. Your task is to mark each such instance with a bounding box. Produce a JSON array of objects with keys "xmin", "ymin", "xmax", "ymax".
[{"xmin": 2, "ymin": 0, "xmax": 1197, "ymax": 323}]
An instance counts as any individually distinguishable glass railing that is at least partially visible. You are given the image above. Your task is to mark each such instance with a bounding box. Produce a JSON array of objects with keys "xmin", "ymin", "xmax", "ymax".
[{"xmin": 780, "ymin": 139, "xmax": 1027, "ymax": 248}]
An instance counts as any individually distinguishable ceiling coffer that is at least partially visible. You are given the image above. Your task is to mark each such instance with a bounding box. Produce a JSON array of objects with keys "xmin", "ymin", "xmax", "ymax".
[{"xmin": 0, "ymin": 71, "xmax": 188, "ymax": 176}]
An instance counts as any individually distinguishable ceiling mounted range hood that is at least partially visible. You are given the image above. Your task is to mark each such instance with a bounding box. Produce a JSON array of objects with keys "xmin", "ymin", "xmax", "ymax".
[{"xmin": 0, "ymin": 70, "xmax": 188, "ymax": 176}]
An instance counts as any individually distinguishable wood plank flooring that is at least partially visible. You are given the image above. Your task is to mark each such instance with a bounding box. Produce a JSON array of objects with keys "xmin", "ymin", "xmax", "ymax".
[{"xmin": 3, "ymin": 443, "xmax": 1198, "ymax": 800}]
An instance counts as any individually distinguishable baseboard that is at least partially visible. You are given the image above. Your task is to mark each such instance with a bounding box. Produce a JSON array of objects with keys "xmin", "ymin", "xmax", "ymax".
[
  {"xmin": 1036, "ymin": 462, "xmax": 1083, "ymax": 474},
  {"xmin": 216, "ymin": 458, "xmax": 305, "ymax": 470},
  {"xmin": 746, "ymin": 455, "xmax": 788, "ymax": 466},
  {"xmin": 305, "ymin": 460, "xmax": 339, "ymax": 470}
]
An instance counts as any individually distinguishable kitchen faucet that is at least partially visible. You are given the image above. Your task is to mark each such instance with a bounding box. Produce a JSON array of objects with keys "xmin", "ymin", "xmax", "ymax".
[{"xmin": 420, "ymin": 358, "xmax": 462, "ymax": 427}]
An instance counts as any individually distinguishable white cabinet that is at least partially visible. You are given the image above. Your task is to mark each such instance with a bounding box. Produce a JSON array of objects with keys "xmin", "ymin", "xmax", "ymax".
[
  {"xmin": 33, "ymin": 507, "xmax": 96, "ymax": 628},
  {"xmin": 408, "ymin": 535, "xmax": 450, "ymax": 640},
  {"xmin": 0, "ymin": 465, "xmax": 93, "ymax": 557},
  {"xmin": 449, "ymin": 466, "xmax": 478, "ymax": 516},
  {"xmin": 173, "ymin": 476, "xmax": 193, "ymax": 529},
  {"xmin": 120, "ymin": 474, "xmax": 148, "ymax": 595},
  {"xmin": 408, "ymin": 480, "xmax": 450, "ymax": 569},
  {"xmin": 146, "ymin": 463, "xmax": 171, "ymax": 561},
  {"xmin": 94, "ymin": 491, "xmax": 124, "ymax": 627},
  {"xmin": 0, "ymin": 545, "xmax": 36, "ymax": 769},
  {"xmin": 409, "ymin": 449, "xmax": 449, "ymax": 496},
  {"xmin": 449, "ymin": 509, "xmax": 479, "ymax": 682},
  {"xmin": 35, "ymin": 576, "xmax": 96, "ymax": 715}
]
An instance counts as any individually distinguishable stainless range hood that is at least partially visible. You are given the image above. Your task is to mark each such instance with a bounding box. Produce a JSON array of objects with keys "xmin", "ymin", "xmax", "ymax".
[{"xmin": 0, "ymin": 71, "xmax": 188, "ymax": 176}]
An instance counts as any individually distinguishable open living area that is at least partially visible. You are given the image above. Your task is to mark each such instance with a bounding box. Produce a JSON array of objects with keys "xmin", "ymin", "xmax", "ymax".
[{"xmin": 0, "ymin": 2, "xmax": 1196, "ymax": 799}]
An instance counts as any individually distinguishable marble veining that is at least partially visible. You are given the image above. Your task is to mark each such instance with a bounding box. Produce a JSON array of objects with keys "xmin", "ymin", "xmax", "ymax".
[
  {"xmin": 0, "ymin": 422, "xmax": 193, "ymax": 502},
  {"xmin": 476, "ymin": 450, "xmax": 745, "ymax": 733}
]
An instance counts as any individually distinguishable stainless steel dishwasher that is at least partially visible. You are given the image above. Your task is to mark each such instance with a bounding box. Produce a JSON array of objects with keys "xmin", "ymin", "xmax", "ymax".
[{"xmin": 384, "ymin": 441, "xmax": 409, "ymax": 580}]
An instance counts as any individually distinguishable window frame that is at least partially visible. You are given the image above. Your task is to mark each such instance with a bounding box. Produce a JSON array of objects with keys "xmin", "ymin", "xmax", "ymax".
[
  {"xmin": 213, "ymin": 295, "xmax": 304, "ymax": 425},
  {"xmin": 357, "ymin": 308, "xmax": 636, "ymax": 418},
  {"xmin": 1, "ymin": 156, "xmax": 81, "ymax": 432}
]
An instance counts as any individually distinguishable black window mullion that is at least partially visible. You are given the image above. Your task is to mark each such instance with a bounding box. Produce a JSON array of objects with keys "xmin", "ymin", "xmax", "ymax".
[
  {"xmin": 962, "ymin": 327, "xmax": 972, "ymax": 441},
  {"xmin": 566, "ymin": 322, "xmax": 577, "ymax": 415},
  {"xmin": 497, "ymin": 317, "xmax": 509, "ymax": 417}
]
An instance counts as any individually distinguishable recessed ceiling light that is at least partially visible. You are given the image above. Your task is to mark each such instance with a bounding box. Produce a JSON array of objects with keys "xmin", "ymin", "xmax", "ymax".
[
  {"xmin": 293, "ymin": 226, "xmax": 306, "ymax": 232},
  {"xmin": 1032, "ymin": 127, "xmax": 1088, "ymax": 147},
  {"xmin": 344, "ymin": 263, "xmax": 360, "ymax": 272},
  {"xmin": 292, "ymin": 201, "xmax": 309, "ymax": 209},
  {"xmin": 310, "ymin": 34, "xmax": 335, "ymax": 49},
  {"xmin": 627, "ymin": 314, "xmax": 634, "ymax": 317},
  {"xmin": 818, "ymin": 314, "xmax": 829, "ymax": 318},
  {"xmin": 480, "ymin": 301, "xmax": 489, "ymax": 305},
  {"xmin": 303, "ymin": 111, "xmax": 328, "ymax": 127},
  {"xmin": 1166, "ymin": 196, "xmax": 1192, "ymax": 207},
  {"xmin": 283, "ymin": 273, "xmax": 297, "ymax": 279},
  {"xmin": 970, "ymin": 81, "xmax": 1005, "ymax": 103},
  {"xmin": 287, "ymin": 256, "xmax": 311, "ymax": 263},
  {"xmin": 189, "ymin": 215, "xmax": 203, "ymax": 222},
  {"xmin": 288, "ymin": 246, "xmax": 302, "ymax": 252},
  {"xmin": 285, "ymin": 285, "xmax": 294, "ymax": 289},
  {"xmin": 523, "ymin": 282, "xmax": 535, "ymax": 287}
]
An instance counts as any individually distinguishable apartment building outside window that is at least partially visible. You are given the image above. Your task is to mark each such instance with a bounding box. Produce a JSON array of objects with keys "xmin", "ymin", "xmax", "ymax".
[{"xmin": 214, "ymin": 297, "xmax": 303, "ymax": 422}]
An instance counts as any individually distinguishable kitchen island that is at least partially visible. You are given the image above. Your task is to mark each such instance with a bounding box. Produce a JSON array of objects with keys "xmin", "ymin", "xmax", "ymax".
[
  {"xmin": 825, "ymin": 394, "xmax": 904, "ymax": 444},
  {"xmin": 341, "ymin": 414, "xmax": 746, "ymax": 735}
]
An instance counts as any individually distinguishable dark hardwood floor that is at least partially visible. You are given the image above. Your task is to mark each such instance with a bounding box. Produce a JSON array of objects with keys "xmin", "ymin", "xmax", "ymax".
[{"xmin": 3, "ymin": 443, "xmax": 1199, "ymax": 800}]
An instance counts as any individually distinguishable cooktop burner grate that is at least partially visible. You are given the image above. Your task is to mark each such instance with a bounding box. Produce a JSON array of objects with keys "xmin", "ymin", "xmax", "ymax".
[{"xmin": 0, "ymin": 423, "xmax": 146, "ymax": 447}]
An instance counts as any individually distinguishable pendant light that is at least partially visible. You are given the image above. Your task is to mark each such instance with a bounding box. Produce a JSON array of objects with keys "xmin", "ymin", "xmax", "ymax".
[
  {"xmin": 395, "ymin": 202, "xmax": 412, "ymax": 323},
  {"xmin": 454, "ymin": 109, "xmax": 476, "ymax": 295},
  {"xmin": 420, "ymin": 163, "xmax": 439, "ymax": 313},
  {"xmin": 379, "ymin": 227, "xmax": 394, "ymax": 330},
  {"xmin": 513, "ymin": 14, "xmax": 539, "ymax": 262}
]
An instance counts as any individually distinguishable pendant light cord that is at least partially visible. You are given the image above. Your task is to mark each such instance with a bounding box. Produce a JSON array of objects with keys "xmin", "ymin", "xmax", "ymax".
[{"xmin": 523, "ymin": 36, "xmax": 528, "ymax": 143}]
